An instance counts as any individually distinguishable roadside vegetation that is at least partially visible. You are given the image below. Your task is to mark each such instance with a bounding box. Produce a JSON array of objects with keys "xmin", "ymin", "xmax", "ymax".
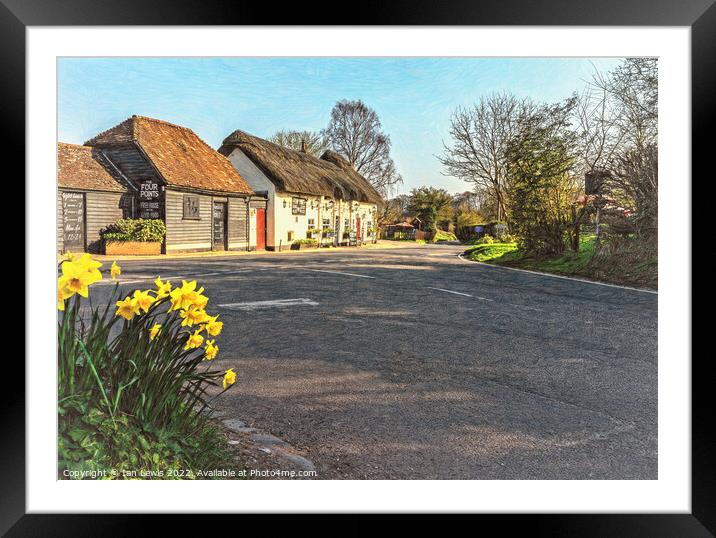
[
  {"xmin": 431, "ymin": 230, "xmax": 458, "ymax": 242},
  {"xmin": 466, "ymin": 233, "xmax": 657, "ymax": 289},
  {"xmin": 381, "ymin": 59, "xmax": 657, "ymax": 289},
  {"xmin": 58, "ymin": 253, "xmax": 238, "ymax": 479}
]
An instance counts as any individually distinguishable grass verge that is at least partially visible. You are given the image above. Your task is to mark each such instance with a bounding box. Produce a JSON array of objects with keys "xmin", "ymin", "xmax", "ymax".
[{"xmin": 465, "ymin": 234, "xmax": 657, "ymax": 290}]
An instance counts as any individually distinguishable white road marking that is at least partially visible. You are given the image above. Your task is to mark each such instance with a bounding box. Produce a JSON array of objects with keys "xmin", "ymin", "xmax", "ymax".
[
  {"xmin": 456, "ymin": 253, "xmax": 657, "ymax": 294},
  {"xmin": 218, "ymin": 298, "xmax": 319, "ymax": 311},
  {"xmin": 427, "ymin": 287, "xmax": 474, "ymax": 298},
  {"xmin": 506, "ymin": 303, "xmax": 545, "ymax": 312},
  {"xmin": 301, "ymin": 268, "xmax": 376, "ymax": 279}
]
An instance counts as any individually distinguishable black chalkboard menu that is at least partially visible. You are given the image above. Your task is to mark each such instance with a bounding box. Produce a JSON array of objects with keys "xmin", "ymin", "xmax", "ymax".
[
  {"xmin": 138, "ymin": 179, "xmax": 163, "ymax": 219},
  {"xmin": 62, "ymin": 191, "xmax": 85, "ymax": 251}
]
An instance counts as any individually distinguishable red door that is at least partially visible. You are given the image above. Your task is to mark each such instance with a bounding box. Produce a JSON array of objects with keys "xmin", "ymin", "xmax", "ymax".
[
  {"xmin": 256, "ymin": 208, "xmax": 266, "ymax": 250},
  {"xmin": 356, "ymin": 216, "xmax": 361, "ymax": 241}
]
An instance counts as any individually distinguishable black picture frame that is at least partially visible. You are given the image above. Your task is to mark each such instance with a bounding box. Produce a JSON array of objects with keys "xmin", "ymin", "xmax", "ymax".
[{"xmin": 7, "ymin": 0, "xmax": 710, "ymax": 534}]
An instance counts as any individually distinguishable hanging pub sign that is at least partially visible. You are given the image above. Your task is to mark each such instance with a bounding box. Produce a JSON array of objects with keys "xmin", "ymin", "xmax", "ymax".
[{"xmin": 138, "ymin": 179, "xmax": 163, "ymax": 219}]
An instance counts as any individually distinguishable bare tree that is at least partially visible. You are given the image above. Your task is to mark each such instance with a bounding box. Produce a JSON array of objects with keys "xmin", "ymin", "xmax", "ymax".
[
  {"xmin": 269, "ymin": 130, "xmax": 328, "ymax": 157},
  {"xmin": 377, "ymin": 194, "xmax": 411, "ymax": 225},
  {"xmin": 592, "ymin": 58, "xmax": 658, "ymax": 240},
  {"xmin": 438, "ymin": 93, "xmax": 535, "ymax": 223},
  {"xmin": 323, "ymin": 100, "xmax": 403, "ymax": 197}
]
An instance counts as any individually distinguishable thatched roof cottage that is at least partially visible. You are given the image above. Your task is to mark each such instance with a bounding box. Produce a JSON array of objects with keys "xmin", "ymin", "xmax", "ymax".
[{"xmin": 219, "ymin": 130, "xmax": 382, "ymax": 249}]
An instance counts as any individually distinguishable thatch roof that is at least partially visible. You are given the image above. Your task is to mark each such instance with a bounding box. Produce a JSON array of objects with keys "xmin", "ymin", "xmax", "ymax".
[
  {"xmin": 218, "ymin": 130, "xmax": 383, "ymax": 204},
  {"xmin": 86, "ymin": 116, "xmax": 253, "ymax": 195},
  {"xmin": 57, "ymin": 142, "xmax": 126, "ymax": 192}
]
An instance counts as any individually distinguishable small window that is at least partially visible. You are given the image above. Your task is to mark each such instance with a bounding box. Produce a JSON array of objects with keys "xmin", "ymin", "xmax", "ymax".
[
  {"xmin": 183, "ymin": 194, "xmax": 200, "ymax": 220},
  {"xmin": 308, "ymin": 218, "xmax": 315, "ymax": 227},
  {"xmin": 287, "ymin": 231, "xmax": 294, "ymax": 242}
]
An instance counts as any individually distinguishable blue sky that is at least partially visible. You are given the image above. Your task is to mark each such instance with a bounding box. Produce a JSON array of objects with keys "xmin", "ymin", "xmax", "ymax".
[{"xmin": 58, "ymin": 57, "xmax": 621, "ymax": 194}]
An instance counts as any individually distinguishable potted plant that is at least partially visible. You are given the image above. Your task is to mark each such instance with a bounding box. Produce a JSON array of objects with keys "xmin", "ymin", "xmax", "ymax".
[
  {"xmin": 321, "ymin": 228, "xmax": 334, "ymax": 247},
  {"xmin": 306, "ymin": 227, "xmax": 321, "ymax": 239},
  {"xmin": 100, "ymin": 218, "xmax": 166, "ymax": 255}
]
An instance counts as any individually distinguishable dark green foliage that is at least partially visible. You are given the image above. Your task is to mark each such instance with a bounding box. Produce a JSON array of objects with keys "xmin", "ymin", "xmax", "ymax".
[
  {"xmin": 406, "ymin": 187, "xmax": 453, "ymax": 233},
  {"xmin": 506, "ymin": 99, "xmax": 579, "ymax": 256},
  {"xmin": 100, "ymin": 219, "xmax": 166, "ymax": 242}
]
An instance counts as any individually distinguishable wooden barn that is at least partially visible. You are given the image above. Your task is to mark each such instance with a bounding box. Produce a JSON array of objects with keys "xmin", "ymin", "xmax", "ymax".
[
  {"xmin": 219, "ymin": 130, "xmax": 382, "ymax": 250},
  {"xmin": 57, "ymin": 142, "xmax": 134, "ymax": 254},
  {"xmin": 80, "ymin": 115, "xmax": 267, "ymax": 253}
]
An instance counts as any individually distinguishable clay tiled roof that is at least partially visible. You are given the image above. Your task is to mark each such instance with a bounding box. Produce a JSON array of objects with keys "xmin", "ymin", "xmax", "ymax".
[
  {"xmin": 219, "ymin": 130, "xmax": 383, "ymax": 204},
  {"xmin": 57, "ymin": 143, "xmax": 126, "ymax": 192},
  {"xmin": 86, "ymin": 116, "xmax": 253, "ymax": 195}
]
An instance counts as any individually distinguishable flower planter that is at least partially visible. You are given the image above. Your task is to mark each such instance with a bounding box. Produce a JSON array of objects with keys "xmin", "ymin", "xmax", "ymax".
[
  {"xmin": 290, "ymin": 242, "xmax": 319, "ymax": 250},
  {"xmin": 104, "ymin": 241, "xmax": 162, "ymax": 256}
]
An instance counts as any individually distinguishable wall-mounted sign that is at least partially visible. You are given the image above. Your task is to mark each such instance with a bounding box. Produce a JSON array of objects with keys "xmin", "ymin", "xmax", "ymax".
[
  {"xmin": 291, "ymin": 197, "xmax": 307, "ymax": 215},
  {"xmin": 138, "ymin": 179, "xmax": 163, "ymax": 219},
  {"xmin": 182, "ymin": 194, "xmax": 200, "ymax": 220},
  {"xmin": 62, "ymin": 191, "xmax": 85, "ymax": 251}
]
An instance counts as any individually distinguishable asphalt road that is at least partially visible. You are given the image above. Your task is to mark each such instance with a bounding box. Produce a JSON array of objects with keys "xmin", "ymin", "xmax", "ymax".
[{"xmin": 92, "ymin": 244, "xmax": 658, "ymax": 479}]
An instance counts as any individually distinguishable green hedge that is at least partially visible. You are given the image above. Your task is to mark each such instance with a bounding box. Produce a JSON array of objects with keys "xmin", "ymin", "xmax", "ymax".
[{"xmin": 101, "ymin": 219, "xmax": 166, "ymax": 242}]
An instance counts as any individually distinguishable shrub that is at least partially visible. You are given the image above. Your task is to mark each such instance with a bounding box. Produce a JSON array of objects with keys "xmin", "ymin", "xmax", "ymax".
[
  {"xmin": 292, "ymin": 239, "xmax": 319, "ymax": 248},
  {"xmin": 431, "ymin": 230, "xmax": 458, "ymax": 242},
  {"xmin": 475, "ymin": 234, "xmax": 496, "ymax": 245},
  {"xmin": 101, "ymin": 219, "xmax": 166, "ymax": 243},
  {"xmin": 57, "ymin": 253, "xmax": 236, "ymax": 478}
]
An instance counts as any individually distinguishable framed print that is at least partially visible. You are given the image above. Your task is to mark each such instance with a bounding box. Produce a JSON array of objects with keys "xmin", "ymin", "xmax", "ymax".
[{"xmin": 7, "ymin": 0, "xmax": 712, "ymax": 534}]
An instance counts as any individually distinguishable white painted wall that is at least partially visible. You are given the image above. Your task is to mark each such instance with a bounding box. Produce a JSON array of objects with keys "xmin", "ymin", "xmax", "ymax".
[{"xmin": 225, "ymin": 147, "xmax": 378, "ymax": 249}]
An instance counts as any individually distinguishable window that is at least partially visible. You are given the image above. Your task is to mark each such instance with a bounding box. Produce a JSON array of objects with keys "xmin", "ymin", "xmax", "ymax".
[
  {"xmin": 287, "ymin": 231, "xmax": 294, "ymax": 242},
  {"xmin": 344, "ymin": 219, "xmax": 349, "ymax": 229},
  {"xmin": 308, "ymin": 218, "xmax": 315, "ymax": 227},
  {"xmin": 183, "ymin": 194, "xmax": 200, "ymax": 220},
  {"xmin": 291, "ymin": 197, "xmax": 307, "ymax": 215}
]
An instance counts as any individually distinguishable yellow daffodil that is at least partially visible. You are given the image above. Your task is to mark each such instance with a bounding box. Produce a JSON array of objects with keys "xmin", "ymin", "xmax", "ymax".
[
  {"xmin": 192, "ymin": 291, "xmax": 209, "ymax": 310},
  {"xmin": 149, "ymin": 323, "xmax": 162, "ymax": 340},
  {"xmin": 58, "ymin": 259, "xmax": 98, "ymax": 298},
  {"xmin": 110, "ymin": 261, "xmax": 121, "ymax": 279},
  {"xmin": 169, "ymin": 280, "xmax": 202, "ymax": 311},
  {"xmin": 132, "ymin": 289, "xmax": 156, "ymax": 313},
  {"xmin": 180, "ymin": 306, "xmax": 208, "ymax": 327},
  {"xmin": 204, "ymin": 315, "xmax": 223, "ymax": 337},
  {"xmin": 222, "ymin": 368, "xmax": 236, "ymax": 390},
  {"xmin": 115, "ymin": 296, "xmax": 140, "ymax": 320},
  {"xmin": 184, "ymin": 330, "xmax": 204, "ymax": 350},
  {"xmin": 57, "ymin": 287, "xmax": 66, "ymax": 311},
  {"xmin": 154, "ymin": 277, "xmax": 172, "ymax": 298},
  {"xmin": 204, "ymin": 339, "xmax": 218, "ymax": 360},
  {"xmin": 77, "ymin": 253, "xmax": 103, "ymax": 283}
]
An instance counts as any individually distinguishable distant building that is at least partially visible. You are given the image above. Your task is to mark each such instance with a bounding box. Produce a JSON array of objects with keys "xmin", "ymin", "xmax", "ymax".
[
  {"xmin": 65, "ymin": 115, "xmax": 267, "ymax": 253},
  {"xmin": 219, "ymin": 130, "xmax": 382, "ymax": 250}
]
